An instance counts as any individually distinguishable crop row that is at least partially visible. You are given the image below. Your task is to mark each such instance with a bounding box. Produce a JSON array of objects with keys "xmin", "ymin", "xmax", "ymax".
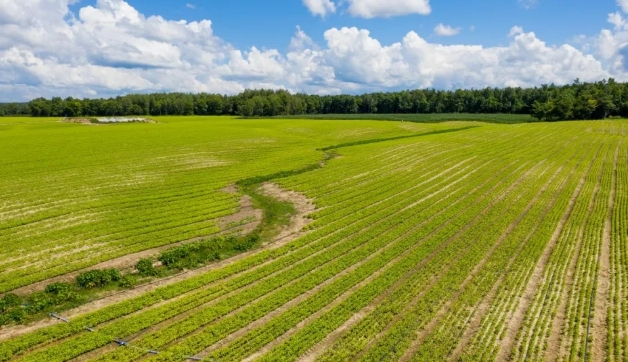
[
  {"xmin": 20, "ymin": 147, "xmax": 494, "ymax": 361},
  {"xmin": 407, "ymin": 133, "xmax": 591, "ymax": 361},
  {"xmin": 607, "ymin": 144, "xmax": 628, "ymax": 362},
  {"xmin": 457, "ymin": 136, "xmax": 610, "ymax": 361},
  {"xmin": 249, "ymin": 128, "xmax": 564, "ymax": 362},
  {"xmin": 1, "ymin": 137, "xmax": 484, "ymax": 360},
  {"xmin": 316, "ymin": 133, "xmax": 576, "ymax": 360}
]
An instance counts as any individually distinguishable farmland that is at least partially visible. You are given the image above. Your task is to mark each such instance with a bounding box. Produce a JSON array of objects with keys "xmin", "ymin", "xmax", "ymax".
[{"xmin": 0, "ymin": 116, "xmax": 627, "ymax": 361}]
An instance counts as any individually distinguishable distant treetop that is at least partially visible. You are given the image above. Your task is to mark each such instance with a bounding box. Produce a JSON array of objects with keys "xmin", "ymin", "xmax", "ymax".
[{"xmin": 1, "ymin": 79, "xmax": 626, "ymax": 121}]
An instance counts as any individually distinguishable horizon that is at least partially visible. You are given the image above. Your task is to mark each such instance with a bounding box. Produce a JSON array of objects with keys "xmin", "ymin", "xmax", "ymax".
[{"xmin": 1, "ymin": 0, "xmax": 628, "ymax": 101}]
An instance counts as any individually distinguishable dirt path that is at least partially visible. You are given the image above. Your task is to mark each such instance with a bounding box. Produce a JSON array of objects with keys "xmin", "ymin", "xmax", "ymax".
[
  {"xmin": 495, "ymin": 144, "xmax": 606, "ymax": 362},
  {"xmin": 0, "ymin": 184, "xmax": 312, "ymax": 343},
  {"xmin": 260, "ymin": 183, "xmax": 315, "ymax": 245},
  {"xmin": 587, "ymin": 143, "xmax": 619, "ymax": 362}
]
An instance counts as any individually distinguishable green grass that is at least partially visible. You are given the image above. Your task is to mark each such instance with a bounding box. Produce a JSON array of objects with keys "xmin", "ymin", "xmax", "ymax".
[
  {"xmin": 261, "ymin": 113, "xmax": 538, "ymax": 124},
  {"xmin": 242, "ymin": 185, "xmax": 296, "ymax": 241}
]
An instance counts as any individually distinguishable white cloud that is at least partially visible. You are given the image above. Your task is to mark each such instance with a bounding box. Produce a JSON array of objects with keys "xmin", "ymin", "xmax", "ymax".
[
  {"xmin": 345, "ymin": 0, "xmax": 431, "ymax": 18},
  {"xmin": 0, "ymin": 0, "xmax": 624, "ymax": 101},
  {"xmin": 302, "ymin": 0, "xmax": 336, "ymax": 17},
  {"xmin": 434, "ymin": 23, "xmax": 461, "ymax": 37},
  {"xmin": 572, "ymin": 0, "xmax": 628, "ymax": 81},
  {"xmin": 518, "ymin": 0, "xmax": 539, "ymax": 9},
  {"xmin": 289, "ymin": 26, "xmax": 319, "ymax": 51},
  {"xmin": 185, "ymin": 3, "xmax": 195, "ymax": 9},
  {"xmin": 320, "ymin": 26, "xmax": 607, "ymax": 90},
  {"xmin": 509, "ymin": 26, "xmax": 525, "ymax": 37}
]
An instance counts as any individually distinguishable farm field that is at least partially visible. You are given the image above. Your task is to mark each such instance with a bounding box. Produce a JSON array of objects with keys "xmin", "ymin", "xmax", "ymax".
[{"xmin": 0, "ymin": 116, "xmax": 627, "ymax": 362}]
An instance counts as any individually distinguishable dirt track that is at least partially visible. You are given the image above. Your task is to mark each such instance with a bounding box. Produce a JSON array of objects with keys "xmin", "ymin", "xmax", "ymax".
[{"xmin": 0, "ymin": 183, "xmax": 314, "ymax": 342}]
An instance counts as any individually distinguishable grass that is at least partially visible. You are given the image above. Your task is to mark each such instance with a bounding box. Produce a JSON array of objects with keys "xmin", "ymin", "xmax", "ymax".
[{"xmin": 242, "ymin": 185, "xmax": 296, "ymax": 241}]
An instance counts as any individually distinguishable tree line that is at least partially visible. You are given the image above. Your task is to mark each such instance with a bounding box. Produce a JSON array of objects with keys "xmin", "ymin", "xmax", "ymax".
[{"xmin": 1, "ymin": 79, "xmax": 626, "ymax": 121}]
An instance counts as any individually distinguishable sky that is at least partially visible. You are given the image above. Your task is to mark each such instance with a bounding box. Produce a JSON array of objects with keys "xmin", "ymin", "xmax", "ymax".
[{"xmin": 1, "ymin": 0, "xmax": 628, "ymax": 101}]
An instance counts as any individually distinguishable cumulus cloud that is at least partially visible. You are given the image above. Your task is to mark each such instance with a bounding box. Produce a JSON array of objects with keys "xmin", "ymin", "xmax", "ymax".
[
  {"xmin": 434, "ymin": 23, "xmax": 461, "ymax": 36},
  {"xmin": 320, "ymin": 26, "xmax": 607, "ymax": 90},
  {"xmin": 302, "ymin": 0, "xmax": 336, "ymax": 17},
  {"xmin": 289, "ymin": 26, "xmax": 319, "ymax": 51},
  {"xmin": 0, "ymin": 0, "xmax": 625, "ymax": 101},
  {"xmin": 185, "ymin": 3, "xmax": 195, "ymax": 9},
  {"xmin": 574, "ymin": 3, "xmax": 628, "ymax": 78},
  {"xmin": 345, "ymin": 0, "xmax": 431, "ymax": 18}
]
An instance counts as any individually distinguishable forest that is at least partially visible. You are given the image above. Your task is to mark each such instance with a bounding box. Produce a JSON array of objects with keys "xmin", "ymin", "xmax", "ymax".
[{"xmin": 1, "ymin": 79, "xmax": 626, "ymax": 121}]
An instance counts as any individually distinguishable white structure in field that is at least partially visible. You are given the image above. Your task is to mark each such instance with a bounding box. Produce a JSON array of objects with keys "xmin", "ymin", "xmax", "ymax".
[{"xmin": 96, "ymin": 117, "xmax": 149, "ymax": 123}]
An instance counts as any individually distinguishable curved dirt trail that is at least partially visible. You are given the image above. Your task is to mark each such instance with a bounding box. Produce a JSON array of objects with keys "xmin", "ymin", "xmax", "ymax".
[{"xmin": 0, "ymin": 183, "xmax": 313, "ymax": 342}]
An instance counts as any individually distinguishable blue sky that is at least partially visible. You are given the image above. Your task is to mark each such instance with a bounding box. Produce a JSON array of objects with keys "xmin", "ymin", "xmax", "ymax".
[
  {"xmin": 70, "ymin": 0, "xmax": 614, "ymax": 51},
  {"xmin": 1, "ymin": 0, "xmax": 628, "ymax": 100}
]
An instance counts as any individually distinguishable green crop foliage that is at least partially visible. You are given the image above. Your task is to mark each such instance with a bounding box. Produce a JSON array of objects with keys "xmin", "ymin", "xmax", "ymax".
[{"xmin": 0, "ymin": 117, "xmax": 627, "ymax": 362}]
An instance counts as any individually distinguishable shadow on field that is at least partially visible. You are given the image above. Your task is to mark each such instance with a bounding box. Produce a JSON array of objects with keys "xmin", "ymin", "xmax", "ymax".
[{"xmin": 318, "ymin": 126, "xmax": 479, "ymax": 151}]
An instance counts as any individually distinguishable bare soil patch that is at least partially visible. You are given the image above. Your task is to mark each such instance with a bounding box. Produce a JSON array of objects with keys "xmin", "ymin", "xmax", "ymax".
[
  {"xmin": 217, "ymin": 194, "xmax": 263, "ymax": 236},
  {"xmin": 259, "ymin": 182, "xmax": 315, "ymax": 245}
]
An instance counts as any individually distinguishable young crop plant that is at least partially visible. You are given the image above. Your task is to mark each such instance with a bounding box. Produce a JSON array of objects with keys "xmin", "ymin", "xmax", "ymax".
[{"xmin": 0, "ymin": 118, "xmax": 626, "ymax": 362}]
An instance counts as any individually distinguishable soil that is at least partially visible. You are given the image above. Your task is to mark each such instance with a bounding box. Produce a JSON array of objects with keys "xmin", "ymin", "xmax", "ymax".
[
  {"xmin": 259, "ymin": 182, "xmax": 315, "ymax": 245},
  {"xmin": 217, "ymin": 194, "xmax": 263, "ymax": 236}
]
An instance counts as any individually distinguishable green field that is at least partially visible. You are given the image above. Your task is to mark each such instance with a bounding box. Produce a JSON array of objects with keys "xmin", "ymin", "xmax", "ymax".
[{"xmin": 0, "ymin": 116, "xmax": 627, "ymax": 362}]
